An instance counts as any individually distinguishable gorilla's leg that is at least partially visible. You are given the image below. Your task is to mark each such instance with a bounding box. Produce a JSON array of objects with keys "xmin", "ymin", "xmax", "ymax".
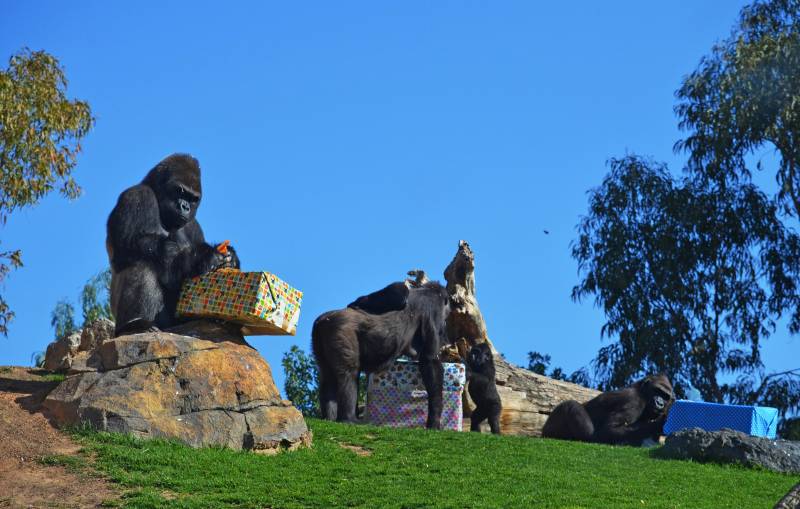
[
  {"xmin": 488, "ymin": 408, "xmax": 501, "ymax": 434},
  {"xmin": 542, "ymin": 400, "xmax": 594, "ymax": 441},
  {"xmin": 111, "ymin": 262, "xmax": 170, "ymax": 336},
  {"xmin": 335, "ymin": 371, "xmax": 359, "ymax": 423},
  {"xmin": 318, "ymin": 368, "xmax": 338, "ymax": 421},
  {"xmin": 470, "ymin": 407, "xmax": 486, "ymax": 432},
  {"xmin": 419, "ymin": 356, "xmax": 444, "ymax": 429}
]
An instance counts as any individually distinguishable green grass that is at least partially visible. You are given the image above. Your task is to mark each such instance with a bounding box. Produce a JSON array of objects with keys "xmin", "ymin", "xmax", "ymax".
[
  {"xmin": 68, "ymin": 419, "xmax": 795, "ymax": 509},
  {"xmin": 39, "ymin": 372, "xmax": 66, "ymax": 382}
]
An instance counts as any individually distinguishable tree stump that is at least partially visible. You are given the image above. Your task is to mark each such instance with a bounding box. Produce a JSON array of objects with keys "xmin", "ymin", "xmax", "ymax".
[{"xmin": 443, "ymin": 240, "xmax": 599, "ymax": 435}]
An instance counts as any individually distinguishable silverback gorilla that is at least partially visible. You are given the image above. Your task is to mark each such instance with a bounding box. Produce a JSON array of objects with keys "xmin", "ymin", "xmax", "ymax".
[
  {"xmin": 106, "ymin": 154, "xmax": 239, "ymax": 336},
  {"xmin": 541, "ymin": 374, "xmax": 674, "ymax": 446},
  {"xmin": 312, "ymin": 281, "xmax": 451, "ymax": 427}
]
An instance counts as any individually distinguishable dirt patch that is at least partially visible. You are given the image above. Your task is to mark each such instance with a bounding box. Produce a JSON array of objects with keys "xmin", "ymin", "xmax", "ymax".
[
  {"xmin": 0, "ymin": 366, "xmax": 119, "ymax": 508},
  {"xmin": 337, "ymin": 442, "xmax": 372, "ymax": 456}
]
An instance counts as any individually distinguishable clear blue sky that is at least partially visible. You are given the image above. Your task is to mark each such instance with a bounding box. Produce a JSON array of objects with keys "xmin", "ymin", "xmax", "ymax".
[{"xmin": 2, "ymin": 1, "xmax": 795, "ymax": 394}]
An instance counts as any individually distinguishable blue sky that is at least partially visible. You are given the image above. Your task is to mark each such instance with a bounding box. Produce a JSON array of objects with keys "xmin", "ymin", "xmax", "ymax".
[{"xmin": 2, "ymin": 1, "xmax": 795, "ymax": 394}]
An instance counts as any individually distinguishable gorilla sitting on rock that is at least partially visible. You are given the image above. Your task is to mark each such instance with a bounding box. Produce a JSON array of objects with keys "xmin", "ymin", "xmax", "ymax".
[
  {"xmin": 542, "ymin": 374, "xmax": 674, "ymax": 446},
  {"xmin": 106, "ymin": 154, "xmax": 239, "ymax": 337}
]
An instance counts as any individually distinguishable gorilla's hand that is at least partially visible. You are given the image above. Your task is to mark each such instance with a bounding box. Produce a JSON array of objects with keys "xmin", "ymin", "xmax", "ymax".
[
  {"xmin": 225, "ymin": 245, "xmax": 240, "ymax": 269},
  {"xmin": 210, "ymin": 243, "xmax": 239, "ymax": 270},
  {"xmin": 645, "ymin": 411, "xmax": 668, "ymax": 440}
]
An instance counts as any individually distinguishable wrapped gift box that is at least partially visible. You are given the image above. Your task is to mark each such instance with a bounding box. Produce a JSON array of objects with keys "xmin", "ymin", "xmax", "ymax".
[
  {"xmin": 176, "ymin": 269, "xmax": 302, "ymax": 336},
  {"xmin": 663, "ymin": 400, "xmax": 779, "ymax": 439},
  {"xmin": 366, "ymin": 359, "xmax": 466, "ymax": 431}
]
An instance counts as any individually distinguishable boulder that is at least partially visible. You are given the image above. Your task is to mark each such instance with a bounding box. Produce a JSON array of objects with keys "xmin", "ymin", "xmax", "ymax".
[
  {"xmin": 43, "ymin": 327, "xmax": 311, "ymax": 453},
  {"xmin": 661, "ymin": 428, "xmax": 800, "ymax": 474},
  {"xmin": 43, "ymin": 318, "xmax": 115, "ymax": 373},
  {"xmin": 43, "ymin": 331, "xmax": 82, "ymax": 372},
  {"xmin": 78, "ymin": 318, "xmax": 115, "ymax": 351}
]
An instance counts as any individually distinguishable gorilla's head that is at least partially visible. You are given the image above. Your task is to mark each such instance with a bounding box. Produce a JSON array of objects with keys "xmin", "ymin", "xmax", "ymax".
[
  {"xmin": 467, "ymin": 342, "xmax": 494, "ymax": 374},
  {"xmin": 143, "ymin": 154, "xmax": 202, "ymax": 232},
  {"xmin": 640, "ymin": 374, "xmax": 674, "ymax": 419}
]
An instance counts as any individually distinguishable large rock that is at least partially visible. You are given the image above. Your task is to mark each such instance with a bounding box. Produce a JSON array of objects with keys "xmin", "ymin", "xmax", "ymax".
[
  {"xmin": 443, "ymin": 240, "xmax": 600, "ymax": 435},
  {"xmin": 661, "ymin": 428, "xmax": 800, "ymax": 474},
  {"xmin": 43, "ymin": 318, "xmax": 115, "ymax": 373},
  {"xmin": 43, "ymin": 327, "xmax": 311, "ymax": 453},
  {"xmin": 78, "ymin": 318, "xmax": 115, "ymax": 351},
  {"xmin": 43, "ymin": 331, "xmax": 82, "ymax": 372}
]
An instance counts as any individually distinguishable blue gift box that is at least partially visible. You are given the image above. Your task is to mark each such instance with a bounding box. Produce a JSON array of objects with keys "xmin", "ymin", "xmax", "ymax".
[{"xmin": 664, "ymin": 400, "xmax": 779, "ymax": 439}]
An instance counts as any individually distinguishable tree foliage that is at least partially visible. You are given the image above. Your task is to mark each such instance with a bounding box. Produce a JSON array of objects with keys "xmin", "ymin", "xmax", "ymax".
[
  {"xmin": 49, "ymin": 269, "xmax": 112, "ymax": 339},
  {"xmin": 282, "ymin": 346, "xmax": 320, "ymax": 417},
  {"xmin": 0, "ymin": 48, "xmax": 94, "ymax": 335},
  {"xmin": 676, "ymin": 0, "xmax": 800, "ymax": 220},
  {"xmin": 526, "ymin": 351, "xmax": 592, "ymax": 388},
  {"xmin": 573, "ymin": 155, "xmax": 800, "ymax": 419},
  {"xmin": 80, "ymin": 269, "xmax": 112, "ymax": 324},
  {"xmin": 50, "ymin": 299, "xmax": 76, "ymax": 339}
]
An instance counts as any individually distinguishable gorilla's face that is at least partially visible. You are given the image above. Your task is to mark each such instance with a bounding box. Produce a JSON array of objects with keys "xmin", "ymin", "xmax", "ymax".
[
  {"xmin": 642, "ymin": 374, "xmax": 674, "ymax": 419},
  {"xmin": 160, "ymin": 178, "xmax": 200, "ymax": 230},
  {"xmin": 144, "ymin": 154, "xmax": 203, "ymax": 232},
  {"xmin": 467, "ymin": 343, "xmax": 493, "ymax": 373}
]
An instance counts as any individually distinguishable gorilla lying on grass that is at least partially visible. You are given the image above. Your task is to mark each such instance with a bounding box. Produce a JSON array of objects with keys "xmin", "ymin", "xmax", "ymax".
[
  {"xmin": 313, "ymin": 280, "xmax": 451, "ymax": 428},
  {"xmin": 106, "ymin": 154, "xmax": 239, "ymax": 337},
  {"xmin": 542, "ymin": 374, "xmax": 674, "ymax": 446}
]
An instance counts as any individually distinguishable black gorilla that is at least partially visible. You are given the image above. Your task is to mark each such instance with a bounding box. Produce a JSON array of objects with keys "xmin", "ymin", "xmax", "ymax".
[
  {"xmin": 466, "ymin": 343, "xmax": 502, "ymax": 434},
  {"xmin": 312, "ymin": 281, "xmax": 451, "ymax": 427},
  {"xmin": 106, "ymin": 154, "xmax": 239, "ymax": 336},
  {"xmin": 541, "ymin": 374, "xmax": 674, "ymax": 446},
  {"xmin": 347, "ymin": 281, "xmax": 409, "ymax": 314}
]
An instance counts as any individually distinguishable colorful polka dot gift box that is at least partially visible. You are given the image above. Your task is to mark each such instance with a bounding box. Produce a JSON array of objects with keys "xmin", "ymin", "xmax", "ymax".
[
  {"xmin": 176, "ymin": 269, "xmax": 303, "ymax": 336},
  {"xmin": 365, "ymin": 358, "xmax": 466, "ymax": 431}
]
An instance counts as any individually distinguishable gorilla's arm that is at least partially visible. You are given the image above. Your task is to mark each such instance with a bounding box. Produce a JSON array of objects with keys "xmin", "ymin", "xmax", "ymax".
[
  {"xmin": 154, "ymin": 221, "xmax": 239, "ymax": 293},
  {"xmin": 588, "ymin": 390, "xmax": 660, "ymax": 445},
  {"xmin": 595, "ymin": 414, "xmax": 663, "ymax": 445},
  {"xmin": 107, "ymin": 185, "xmax": 168, "ymax": 270}
]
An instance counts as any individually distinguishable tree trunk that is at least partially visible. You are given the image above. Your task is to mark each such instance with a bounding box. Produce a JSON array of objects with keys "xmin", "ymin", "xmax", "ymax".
[{"xmin": 443, "ymin": 240, "xmax": 600, "ymax": 436}]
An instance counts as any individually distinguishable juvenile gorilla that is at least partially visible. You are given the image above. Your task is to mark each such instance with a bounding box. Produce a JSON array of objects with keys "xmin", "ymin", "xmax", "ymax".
[
  {"xmin": 541, "ymin": 374, "xmax": 674, "ymax": 446},
  {"xmin": 312, "ymin": 281, "xmax": 451, "ymax": 427},
  {"xmin": 466, "ymin": 343, "xmax": 502, "ymax": 434},
  {"xmin": 106, "ymin": 154, "xmax": 239, "ymax": 336}
]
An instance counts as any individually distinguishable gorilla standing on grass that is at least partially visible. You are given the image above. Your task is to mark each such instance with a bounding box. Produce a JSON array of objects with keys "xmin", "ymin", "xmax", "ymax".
[
  {"xmin": 312, "ymin": 281, "xmax": 451, "ymax": 428},
  {"xmin": 541, "ymin": 374, "xmax": 674, "ymax": 446},
  {"xmin": 106, "ymin": 154, "xmax": 239, "ymax": 337},
  {"xmin": 466, "ymin": 343, "xmax": 502, "ymax": 434}
]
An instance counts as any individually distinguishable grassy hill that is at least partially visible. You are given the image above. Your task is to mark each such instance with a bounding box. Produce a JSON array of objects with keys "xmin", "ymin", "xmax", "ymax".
[{"xmin": 52, "ymin": 419, "xmax": 795, "ymax": 508}]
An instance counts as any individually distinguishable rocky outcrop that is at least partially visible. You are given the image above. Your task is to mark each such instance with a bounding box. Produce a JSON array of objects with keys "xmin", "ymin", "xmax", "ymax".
[
  {"xmin": 43, "ymin": 331, "xmax": 82, "ymax": 372},
  {"xmin": 43, "ymin": 326, "xmax": 311, "ymax": 453},
  {"xmin": 443, "ymin": 240, "xmax": 600, "ymax": 436},
  {"xmin": 661, "ymin": 428, "xmax": 800, "ymax": 474},
  {"xmin": 43, "ymin": 318, "xmax": 115, "ymax": 373}
]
